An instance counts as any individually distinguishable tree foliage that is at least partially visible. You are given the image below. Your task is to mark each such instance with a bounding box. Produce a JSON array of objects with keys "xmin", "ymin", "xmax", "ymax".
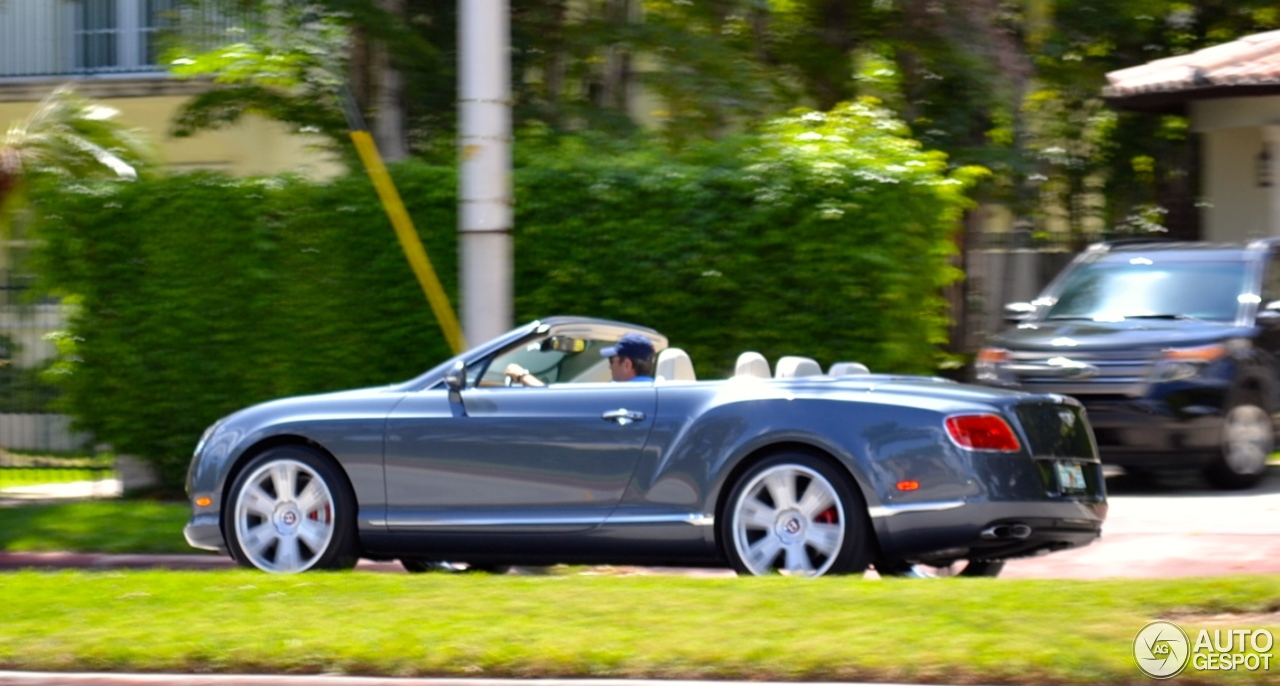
[{"xmin": 157, "ymin": 0, "xmax": 1280, "ymax": 238}]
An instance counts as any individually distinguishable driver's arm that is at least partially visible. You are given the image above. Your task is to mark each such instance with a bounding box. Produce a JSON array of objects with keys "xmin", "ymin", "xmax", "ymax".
[{"xmin": 504, "ymin": 363, "xmax": 545, "ymax": 387}]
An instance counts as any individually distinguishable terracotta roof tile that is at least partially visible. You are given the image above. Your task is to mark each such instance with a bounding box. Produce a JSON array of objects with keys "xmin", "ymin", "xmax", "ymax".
[{"xmin": 1105, "ymin": 30, "xmax": 1280, "ymax": 98}]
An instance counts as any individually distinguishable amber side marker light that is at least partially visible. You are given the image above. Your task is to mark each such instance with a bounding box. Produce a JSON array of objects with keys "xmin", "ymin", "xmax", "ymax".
[
  {"xmin": 945, "ymin": 414, "xmax": 1021, "ymax": 452},
  {"xmin": 195, "ymin": 497, "xmax": 212, "ymax": 507},
  {"xmin": 896, "ymin": 480, "xmax": 920, "ymax": 491}
]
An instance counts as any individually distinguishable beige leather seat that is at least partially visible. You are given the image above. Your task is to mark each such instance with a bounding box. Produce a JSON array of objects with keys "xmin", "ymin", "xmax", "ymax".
[
  {"xmin": 733, "ymin": 352, "xmax": 771, "ymax": 379},
  {"xmin": 774, "ymin": 356, "xmax": 822, "ymax": 379},
  {"xmin": 828, "ymin": 361, "xmax": 870, "ymax": 376},
  {"xmin": 656, "ymin": 347, "xmax": 696, "ymax": 381}
]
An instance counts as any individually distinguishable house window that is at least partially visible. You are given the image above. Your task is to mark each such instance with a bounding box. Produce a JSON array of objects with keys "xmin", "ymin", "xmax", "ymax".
[{"xmin": 74, "ymin": 0, "xmax": 176, "ymax": 73}]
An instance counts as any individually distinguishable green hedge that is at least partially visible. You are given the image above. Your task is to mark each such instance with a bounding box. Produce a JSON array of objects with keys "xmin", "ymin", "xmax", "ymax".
[
  {"xmin": 32, "ymin": 101, "xmax": 982, "ymax": 491},
  {"xmin": 35, "ymin": 170, "xmax": 460, "ymax": 488}
]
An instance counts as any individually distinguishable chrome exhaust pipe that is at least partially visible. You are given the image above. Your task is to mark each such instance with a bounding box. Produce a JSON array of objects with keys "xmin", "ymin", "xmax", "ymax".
[{"xmin": 980, "ymin": 523, "xmax": 1032, "ymax": 540}]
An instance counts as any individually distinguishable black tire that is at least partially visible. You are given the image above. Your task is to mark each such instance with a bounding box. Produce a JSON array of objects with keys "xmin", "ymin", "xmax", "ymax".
[
  {"xmin": 1205, "ymin": 391, "xmax": 1273, "ymax": 490},
  {"xmin": 876, "ymin": 558, "xmax": 1005, "ymax": 578},
  {"xmin": 719, "ymin": 453, "xmax": 873, "ymax": 577},
  {"xmin": 224, "ymin": 445, "xmax": 359, "ymax": 573}
]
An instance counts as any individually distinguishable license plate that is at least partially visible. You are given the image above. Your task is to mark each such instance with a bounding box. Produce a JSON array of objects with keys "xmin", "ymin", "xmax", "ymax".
[{"xmin": 1055, "ymin": 462, "xmax": 1087, "ymax": 493}]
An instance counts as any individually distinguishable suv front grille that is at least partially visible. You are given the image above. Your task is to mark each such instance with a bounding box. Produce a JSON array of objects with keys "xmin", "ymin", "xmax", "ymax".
[{"xmin": 1004, "ymin": 349, "xmax": 1159, "ymax": 396}]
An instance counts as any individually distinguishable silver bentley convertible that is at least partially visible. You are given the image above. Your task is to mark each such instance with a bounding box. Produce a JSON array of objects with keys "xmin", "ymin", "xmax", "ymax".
[{"xmin": 185, "ymin": 316, "xmax": 1107, "ymax": 576}]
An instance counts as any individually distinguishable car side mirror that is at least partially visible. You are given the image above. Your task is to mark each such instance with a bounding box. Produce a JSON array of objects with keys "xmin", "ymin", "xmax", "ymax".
[
  {"xmin": 1259, "ymin": 301, "xmax": 1280, "ymax": 322},
  {"xmin": 1003, "ymin": 301, "xmax": 1037, "ymax": 324},
  {"xmin": 443, "ymin": 360, "xmax": 468, "ymax": 416},
  {"xmin": 445, "ymin": 360, "xmax": 466, "ymax": 393}
]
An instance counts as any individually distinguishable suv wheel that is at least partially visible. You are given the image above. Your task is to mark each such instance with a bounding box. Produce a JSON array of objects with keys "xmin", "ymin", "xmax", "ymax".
[{"xmin": 1206, "ymin": 392, "xmax": 1273, "ymax": 490}]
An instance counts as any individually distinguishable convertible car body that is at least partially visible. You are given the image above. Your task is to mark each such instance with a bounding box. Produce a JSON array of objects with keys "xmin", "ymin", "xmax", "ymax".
[{"xmin": 185, "ymin": 316, "xmax": 1107, "ymax": 576}]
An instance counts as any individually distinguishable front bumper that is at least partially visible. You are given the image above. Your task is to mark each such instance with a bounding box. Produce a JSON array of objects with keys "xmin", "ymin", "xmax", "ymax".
[
  {"xmin": 183, "ymin": 513, "xmax": 226, "ymax": 553},
  {"xmin": 1079, "ymin": 397, "xmax": 1222, "ymax": 467}
]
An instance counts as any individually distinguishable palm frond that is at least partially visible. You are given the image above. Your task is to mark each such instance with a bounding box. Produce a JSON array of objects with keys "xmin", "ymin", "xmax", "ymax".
[{"xmin": 0, "ymin": 86, "xmax": 159, "ymax": 218}]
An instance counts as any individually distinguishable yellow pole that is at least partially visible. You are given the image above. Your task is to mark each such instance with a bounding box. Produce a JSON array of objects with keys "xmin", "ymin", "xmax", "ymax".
[{"xmin": 348, "ymin": 130, "xmax": 466, "ymax": 354}]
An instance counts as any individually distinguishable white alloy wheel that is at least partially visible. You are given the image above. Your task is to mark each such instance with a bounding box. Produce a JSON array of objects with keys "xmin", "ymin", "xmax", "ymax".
[
  {"xmin": 1222, "ymin": 403, "xmax": 1272, "ymax": 477},
  {"xmin": 730, "ymin": 463, "xmax": 847, "ymax": 576},
  {"xmin": 232, "ymin": 458, "xmax": 338, "ymax": 573}
]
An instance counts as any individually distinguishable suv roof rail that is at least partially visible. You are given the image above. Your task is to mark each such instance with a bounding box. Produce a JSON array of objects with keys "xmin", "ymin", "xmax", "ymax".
[{"xmin": 1084, "ymin": 237, "xmax": 1177, "ymax": 253}]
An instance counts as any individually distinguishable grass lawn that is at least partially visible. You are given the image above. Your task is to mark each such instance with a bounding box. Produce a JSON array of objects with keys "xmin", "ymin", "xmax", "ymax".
[
  {"xmin": 2, "ymin": 501, "xmax": 1279, "ymax": 683},
  {"xmin": 0, "ymin": 501, "xmax": 193, "ymax": 554},
  {"xmin": 0, "ymin": 450, "xmax": 118, "ymax": 491},
  {"xmin": 0, "ymin": 571, "xmax": 1278, "ymax": 684},
  {"xmin": 0, "ymin": 467, "xmax": 115, "ymax": 490}
]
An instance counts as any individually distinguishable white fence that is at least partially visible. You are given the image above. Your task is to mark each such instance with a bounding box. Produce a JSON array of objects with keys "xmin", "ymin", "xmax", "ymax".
[{"xmin": 0, "ymin": 413, "xmax": 91, "ymax": 452}]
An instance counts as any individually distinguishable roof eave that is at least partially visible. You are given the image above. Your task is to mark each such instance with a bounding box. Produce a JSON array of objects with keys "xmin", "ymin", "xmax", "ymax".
[{"xmin": 1103, "ymin": 83, "xmax": 1280, "ymax": 113}]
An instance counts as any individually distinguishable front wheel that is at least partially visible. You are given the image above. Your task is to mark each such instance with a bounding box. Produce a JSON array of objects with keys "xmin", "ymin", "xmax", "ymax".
[
  {"xmin": 720, "ymin": 453, "xmax": 873, "ymax": 577},
  {"xmin": 225, "ymin": 446, "xmax": 359, "ymax": 573},
  {"xmin": 1206, "ymin": 393, "xmax": 1273, "ymax": 490}
]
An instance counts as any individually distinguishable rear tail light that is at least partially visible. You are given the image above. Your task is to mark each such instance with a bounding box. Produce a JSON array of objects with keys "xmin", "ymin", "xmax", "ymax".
[{"xmin": 945, "ymin": 414, "xmax": 1021, "ymax": 452}]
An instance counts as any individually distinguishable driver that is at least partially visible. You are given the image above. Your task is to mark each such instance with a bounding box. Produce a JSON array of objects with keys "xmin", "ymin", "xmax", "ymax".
[{"xmin": 505, "ymin": 333, "xmax": 656, "ymax": 385}]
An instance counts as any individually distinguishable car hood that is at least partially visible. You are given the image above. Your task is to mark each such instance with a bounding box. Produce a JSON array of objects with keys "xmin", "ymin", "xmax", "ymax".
[
  {"xmin": 988, "ymin": 318, "xmax": 1253, "ymax": 352},
  {"xmin": 221, "ymin": 384, "xmax": 409, "ymax": 426}
]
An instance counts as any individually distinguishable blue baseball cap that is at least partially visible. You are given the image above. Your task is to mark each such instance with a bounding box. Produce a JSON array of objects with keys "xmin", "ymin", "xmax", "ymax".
[{"xmin": 601, "ymin": 333, "xmax": 655, "ymax": 361}]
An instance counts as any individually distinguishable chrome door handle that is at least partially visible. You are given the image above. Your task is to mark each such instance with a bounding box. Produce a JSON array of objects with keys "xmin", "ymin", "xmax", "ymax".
[{"xmin": 602, "ymin": 409, "xmax": 646, "ymax": 425}]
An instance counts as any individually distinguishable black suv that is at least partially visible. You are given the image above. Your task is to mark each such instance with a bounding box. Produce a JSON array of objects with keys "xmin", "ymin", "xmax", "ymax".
[{"xmin": 976, "ymin": 239, "xmax": 1280, "ymax": 489}]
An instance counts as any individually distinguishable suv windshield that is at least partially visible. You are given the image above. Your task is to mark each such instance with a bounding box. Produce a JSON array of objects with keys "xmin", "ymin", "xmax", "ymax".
[{"xmin": 1044, "ymin": 259, "xmax": 1247, "ymax": 322}]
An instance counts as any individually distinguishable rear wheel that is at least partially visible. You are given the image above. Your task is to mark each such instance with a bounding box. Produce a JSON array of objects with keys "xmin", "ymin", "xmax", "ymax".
[
  {"xmin": 225, "ymin": 446, "xmax": 359, "ymax": 573},
  {"xmin": 1206, "ymin": 392, "xmax": 1272, "ymax": 490},
  {"xmin": 720, "ymin": 453, "xmax": 872, "ymax": 577}
]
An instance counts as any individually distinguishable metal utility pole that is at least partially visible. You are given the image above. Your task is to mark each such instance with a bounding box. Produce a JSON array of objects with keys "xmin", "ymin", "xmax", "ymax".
[{"xmin": 459, "ymin": 0, "xmax": 513, "ymax": 345}]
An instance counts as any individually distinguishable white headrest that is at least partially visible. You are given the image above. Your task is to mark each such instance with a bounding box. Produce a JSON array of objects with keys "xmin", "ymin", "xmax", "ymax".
[
  {"xmin": 774, "ymin": 356, "xmax": 822, "ymax": 379},
  {"xmin": 734, "ymin": 352, "xmax": 771, "ymax": 379},
  {"xmin": 656, "ymin": 347, "xmax": 696, "ymax": 381},
  {"xmin": 828, "ymin": 361, "xmax": 870, "ymax": 376}
]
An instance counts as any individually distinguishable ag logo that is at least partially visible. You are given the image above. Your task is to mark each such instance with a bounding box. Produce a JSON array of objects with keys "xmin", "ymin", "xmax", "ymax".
[{"xmin": 1134, "ymin": 620, "xmax": 1191, "ymax": 679}]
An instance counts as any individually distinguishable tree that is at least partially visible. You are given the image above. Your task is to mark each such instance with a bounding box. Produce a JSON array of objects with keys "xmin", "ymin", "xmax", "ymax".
[{"xmin": 0, "ymin": 86, "xmax": 157, "ymax": 226}]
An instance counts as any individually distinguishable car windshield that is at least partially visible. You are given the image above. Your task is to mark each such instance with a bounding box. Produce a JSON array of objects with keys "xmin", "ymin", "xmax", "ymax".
[
  {"xmin": 477, "ymin": 337, "xmax": 614, "ymax": 386},
  {"xmin": 1044, "ymin": 258, "xmax": 1248, "ymax": 322}
]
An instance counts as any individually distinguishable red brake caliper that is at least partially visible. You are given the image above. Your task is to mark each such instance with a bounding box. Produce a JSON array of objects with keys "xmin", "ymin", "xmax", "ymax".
[{"xmin": 816, "ymin": 507, "xmax": 838, "ymax": 524}]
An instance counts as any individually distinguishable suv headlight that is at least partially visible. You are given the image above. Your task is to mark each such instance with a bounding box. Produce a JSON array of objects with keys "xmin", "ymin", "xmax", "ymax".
[
  {"xmin": 1151, "ymin": 343, "xmax": 1229, "ymax": 382},
  {"xmin": 975, "ymin": 347, "xmax": 1015, "ymax": 385}
]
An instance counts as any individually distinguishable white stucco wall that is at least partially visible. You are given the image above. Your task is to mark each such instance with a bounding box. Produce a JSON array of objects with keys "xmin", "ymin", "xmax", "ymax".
[{"xmin": 1192, "ymin": 96, "xmax": 1280, "ymax": 241}]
